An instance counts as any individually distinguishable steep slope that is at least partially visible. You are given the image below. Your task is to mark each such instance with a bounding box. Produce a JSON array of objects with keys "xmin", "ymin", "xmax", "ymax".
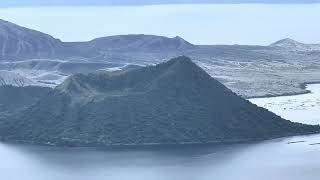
[
  {"xmin": 0, "ymin": 56, "xmax": 318, "ymax": 146},
  {"xmin": 0, "ymin": 19, "xmax": 61, "ymax": 60},
  {"xmin": 0, "ymin": 85, "xmax": 52, "ymax": 116}
]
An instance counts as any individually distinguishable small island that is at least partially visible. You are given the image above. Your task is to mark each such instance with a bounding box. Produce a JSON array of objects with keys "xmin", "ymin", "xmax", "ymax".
[{"xmin": 0, "ymin": 56, "xmax": 319, "ymax": 147}]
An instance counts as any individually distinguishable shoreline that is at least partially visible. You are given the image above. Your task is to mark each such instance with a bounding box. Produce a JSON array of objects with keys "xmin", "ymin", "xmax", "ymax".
[
  {"xmin": 1, "ymin": 130, "xmax": 319, "ymax": 149},
  {"xmin": 247, "ymin": 81, "xmax": 320, "ymax": 99}
]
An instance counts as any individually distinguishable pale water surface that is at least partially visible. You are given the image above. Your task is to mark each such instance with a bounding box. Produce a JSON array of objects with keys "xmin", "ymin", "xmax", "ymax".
[
  {"xmin": 0, "ymin": 84, "xmax": 319, "ymax": 180},
  {"xmin": 1, "ymin": 134, "xmax": 320, "ymax": 180},
  {"xmin": 250, "ymin": 84, "xmax": 320, "ymax": 125}
]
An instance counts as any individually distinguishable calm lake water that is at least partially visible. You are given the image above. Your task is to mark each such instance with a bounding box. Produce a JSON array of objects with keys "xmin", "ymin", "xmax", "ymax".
[
  {"xmin": 0, "ymin": 84, "xmax": 319, "ymax": 180},
  {"xmin": 250, "ymin": 84, "xmax": 320, "ymax": 125}
]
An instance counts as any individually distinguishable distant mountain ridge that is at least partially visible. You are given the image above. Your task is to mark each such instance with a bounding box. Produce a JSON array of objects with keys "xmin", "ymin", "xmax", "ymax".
[
  {"xmin": 0, "ymin": 19, "xmax": 195, "ymax": 60},
  {"xmin": 1, "ymin": 19, "xmax": 320, "ymax": 98},
  {"xmin": 0, "ymin": 57, "xmax": 318, "ymax": 146},
  {"xmin": 88, "ymin": 35, "xmax": 194, "ymax": 51},
  {"xmin": 0, "ymin": 19, "xmax": 61, "ymax": 60},
  {"xmin": 59, "ymin": 35, "xmax": 194, "ymax": 58},
  {"xmin": 270, "ymin": 38, "xmax": 320, "ymax": 51},
  {"xmin": 2, "ymin": 18, "xmax": 320, "ymax": 61}
]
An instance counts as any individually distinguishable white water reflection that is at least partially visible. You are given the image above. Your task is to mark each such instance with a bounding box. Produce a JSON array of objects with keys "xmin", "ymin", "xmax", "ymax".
[
  {"xmin": 0, "ymin": 133, "xmax": 320, "ymax": 180},
  {"xmin": 250, "ymin": 84, "xmax": 320, "ymax": 125}
]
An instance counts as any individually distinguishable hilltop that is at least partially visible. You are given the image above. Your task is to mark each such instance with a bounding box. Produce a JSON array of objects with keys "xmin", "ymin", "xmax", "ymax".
[{"xmin": 0, "ymin": 57, "xmax": 318, "ymax": 146}]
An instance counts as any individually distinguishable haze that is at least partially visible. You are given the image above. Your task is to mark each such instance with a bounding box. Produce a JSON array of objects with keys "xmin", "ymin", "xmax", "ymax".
[
  {"xmin": 0, "ymin": 4, "xmax": 319, "ymax": 45},
  {"xmin": 1, "ymin": 0, "xmax": 320, "ymax": 6}
]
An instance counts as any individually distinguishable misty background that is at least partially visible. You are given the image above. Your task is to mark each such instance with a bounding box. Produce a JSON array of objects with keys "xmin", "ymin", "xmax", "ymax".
[
  {"xmin": 0, "ymin": 1, "xmax": 319, "ymax": 45},
  {"xmin": 1, "ymin": 0, "xmax": 320, "ymax": 6}
]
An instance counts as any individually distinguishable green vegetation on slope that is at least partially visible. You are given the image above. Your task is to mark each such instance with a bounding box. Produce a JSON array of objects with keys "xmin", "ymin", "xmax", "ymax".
[
  {"xmin": 0, "ymin": 85, "xmax": 52, "ymax": 116},
  {"xmin": 0, "ymin": 57, "xmax": 318, "ymax": 146}
]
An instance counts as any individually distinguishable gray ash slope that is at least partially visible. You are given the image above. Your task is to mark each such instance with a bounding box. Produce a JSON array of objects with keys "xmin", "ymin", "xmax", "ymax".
[
  {"xmin": 0, "ymin": 19, "xmax": 61, "ymax": 60},
  {"xmin": 0, "ymin": 57, "xmax": 318, "ymax": 146}
]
